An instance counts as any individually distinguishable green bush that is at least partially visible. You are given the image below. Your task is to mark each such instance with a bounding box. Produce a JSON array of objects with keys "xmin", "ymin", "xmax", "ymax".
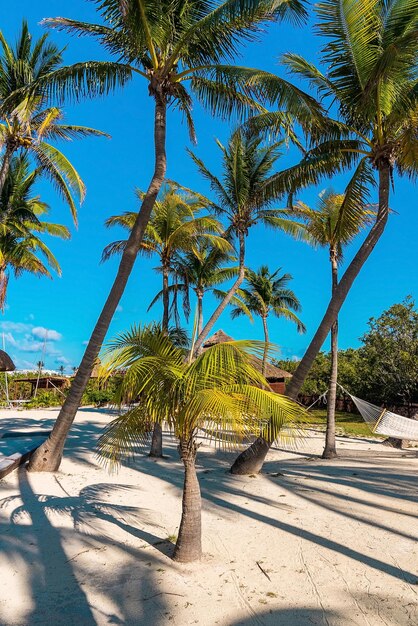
[{"xmin": 26, "ymin": 390, "xmax": 63, "ymax": 409}]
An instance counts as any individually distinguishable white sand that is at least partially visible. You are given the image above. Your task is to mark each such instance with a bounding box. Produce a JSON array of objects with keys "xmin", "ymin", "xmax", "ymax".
[{"xmin": 0, "ymin": 408, "xmax": 417, "ymax": 626}]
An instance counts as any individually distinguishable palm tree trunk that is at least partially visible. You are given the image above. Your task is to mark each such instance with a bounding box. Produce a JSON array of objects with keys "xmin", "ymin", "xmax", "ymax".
[
  {"xmin": 173, "ymin": 438, "xmax": 202, "ymax": 563},
  {"xmin": 231, "ymin": 162, "xmax": 391, "ymax": 475},
  {"xmin": 0, "ymin": 144, "xmax": 14, "ymax": 193},
  {"xmin": 162, "ymin": 261, "xmax": 170, "ymax": 330},
  {"xmin": 322, "ymin": 252, "xmax": 338, "ymax": 459},
  {"xmin": 0, "ymin": 267, "xmax": 8, "ymax": 312},
  {"xmin": 150, "ymin": 260, "xmax": 170, "ymax": 458},
  {"xmin": 28, "ymin": 93, "xmax": 168, "ymax": 472},
  {"xmin": 193, "ymin": 231, "xmax": 246, "ymax": 356},
  {"xmin": 261, "ymin": 315, "xmax": 269, "ymax": 377},
  {"xmin": 149, "ymin": 422, "xmax": 163, "ymax": 457},
  {"xmin": 197, "ymin": 292, "xmax": 203, "ymax": 337}
]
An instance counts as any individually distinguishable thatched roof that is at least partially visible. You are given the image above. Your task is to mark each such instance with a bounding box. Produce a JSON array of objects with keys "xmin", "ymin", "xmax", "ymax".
[
  {"xmin": 202, "ymin": 329, "xmax": 292, "ymax": 380},
  {"xmin": 252, "ymin": 357, "xmax": 292, "ymax": 380},
  {"xmin": 0, "ymin": 349, "xmax": 15, "ymax": 372},
  {"xmin": 17, "ymin": 376, "xmax": 70, "ymax": 389},
  {"xmin": 203, "ymin": 329, "xmax": 234, "ymax": 347}
]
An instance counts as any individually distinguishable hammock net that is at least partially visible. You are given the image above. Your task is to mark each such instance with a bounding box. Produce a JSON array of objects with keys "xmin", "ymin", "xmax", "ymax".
[{"xmin": 348, "ymin": 393, "xmax": 418, "ymax": 441}]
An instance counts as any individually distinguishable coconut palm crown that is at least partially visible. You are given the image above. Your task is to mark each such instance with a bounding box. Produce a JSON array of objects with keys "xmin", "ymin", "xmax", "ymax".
[
  {"xmin": 0, "ymin": 23, "xmax": 108, "ymax": 223},
  {"xmin": 98, "ymin": 323, "xmax": 302, "ymax": 562},
  {"xmin": 190, "ymin": 128, "xmax": 305, "ymax": 354},
  {"xmin": 0, "ymin": 154, "xmax": 70, "ymax": 310},
  {"xmin": 102, "ymin": 183, "xmax": 228, "ymax": 329},
  {"xmin": 230, "ymin": 265, "xmax": 305, "ymax": 374},
  {"xmin": 44, "ymin": 0, "xmax": 319, "ymax": 139}
]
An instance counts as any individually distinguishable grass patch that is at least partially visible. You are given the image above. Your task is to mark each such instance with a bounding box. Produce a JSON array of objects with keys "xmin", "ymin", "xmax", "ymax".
[{"xmin": 300, "ymin": 409, "xmax": 383, "ymax": 439}]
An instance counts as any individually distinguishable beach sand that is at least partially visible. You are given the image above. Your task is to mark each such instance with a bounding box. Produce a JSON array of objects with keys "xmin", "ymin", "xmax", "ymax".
[{"xmin": 0, "ymin": 407, "xmax": 417, "ymax": 626}]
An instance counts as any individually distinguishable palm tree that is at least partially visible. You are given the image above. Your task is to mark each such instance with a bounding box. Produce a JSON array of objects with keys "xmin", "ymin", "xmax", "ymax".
[
  {"xmin": 30, "ymin": 0, "xmax": 317, "ymax": 472},
  {"xmin": 231, "ymin": 0, "xmax": 418, "ymax": 474},
  {"xmin": 0, "ymin": 24, "xmax": 108, "ymax": 222},
  {"xmin": 190, "ymin": 129, "xmax": 304, "ymax": 355},
  {"xmin": 230, "ymin": 265, "xmax": 305, "ymax": 376},
  {"xmin": 168, "ymin": 241, "xmax": 239, "ymax": 340},
  {"xmin": 97, "ymin": 323, "xmax": 302, "ymax": 562},
  {"xmin": 0, "ymin": 155, "xmax": 70, "ymax": 311},
  {"xmin": 290, "ymin": 192, "xmax": 372, "ymax": 458},
  {"xmin": 103, "ymin": 184, "xmax": 226, "ymax": 331},
  {"xmin": 58, "ymin": 365, "xmax": 66, "ymax": 376}
]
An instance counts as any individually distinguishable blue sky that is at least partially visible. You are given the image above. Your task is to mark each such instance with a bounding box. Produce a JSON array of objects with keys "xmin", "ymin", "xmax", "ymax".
[{"xmin": 2, "ymin": 1, "xmax": 417, "ymax": 371}]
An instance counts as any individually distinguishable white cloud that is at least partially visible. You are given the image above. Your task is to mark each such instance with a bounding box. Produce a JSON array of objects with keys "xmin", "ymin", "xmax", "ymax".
[
  {"xmin": 116, "ymin": 305, "xmax": 123, "ymax": 313},
  {"xmin": 82, "ymin": 340, "xmax": 89, "ymax": 346},
  {"xmin": 55, "ymin": 356, "xmax": 70, "ymax": 365},
  {"xmin": 32, "ymin": 327, "xmax": 62, "ymax": 342},
  {"xmin": 0, "ymin": 321, "xmax": 31, "ymax": 333}
]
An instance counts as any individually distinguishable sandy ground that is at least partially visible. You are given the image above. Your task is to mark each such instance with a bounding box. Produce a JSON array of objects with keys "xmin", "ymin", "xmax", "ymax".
[{"xmin": 0, "ymin": 408, "xmax": 417, "ymax": 626}]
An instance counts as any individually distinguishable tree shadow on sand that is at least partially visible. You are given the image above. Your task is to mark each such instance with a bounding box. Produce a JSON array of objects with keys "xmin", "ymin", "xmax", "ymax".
[
  {"xmin": 0, "ymin": 470, "xmax": 173, "ymax": 625},
  {"xmin": 109, "ymin": 437, "xmax": 418, "ymax": 586}
]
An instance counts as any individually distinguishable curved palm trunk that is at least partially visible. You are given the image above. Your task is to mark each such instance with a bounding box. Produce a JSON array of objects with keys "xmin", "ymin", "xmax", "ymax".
[
  {"xmin": 261, "ymin": 314, "xmax": 269, "ymax": 377},
  {"xmin": 322, "ymin": 251, "xmax": 338, "ymax": 459},
  {"xmin": 173, "ymin": 438, "xmax": 202, "ymax": 563},
  {"xmin": 231, "ymin": 163, "xmax": 391, "ymax": 475},
  {"xmin": 28, "ymin": 94, "xmax": 168, "ymax": 472},
  {"xmin": 193, "ymin": 231, "xmax": 246, "ymax": 356}
]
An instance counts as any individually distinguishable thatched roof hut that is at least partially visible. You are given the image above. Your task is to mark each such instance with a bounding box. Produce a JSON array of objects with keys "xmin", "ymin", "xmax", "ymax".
[
  {"xmin": 202, "ymin": 330, "xmax": 292, "ymax": 392},
  {"xmin": 0, "ymin": 349, "xmax": 15, "ymax": 372}
]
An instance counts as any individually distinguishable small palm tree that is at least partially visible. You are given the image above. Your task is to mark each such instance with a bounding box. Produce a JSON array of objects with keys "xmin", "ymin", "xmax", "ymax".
[
  {"xmin": 0, "ymin": 155, "xmax": 70, "ymax": 310},
  {"xmin": 169, "ymin": 241, "xmax": 239, "ymax": 339},
  {"xmin": 290, "ymin": 191, "xmax": 372, "ymax": 458},
  {"xmin": 98, "ymin": 323, "xmax": 302, "ymax": 562},
  {"xmin": 0, "ymin": 23, "xmax": 107, "ymax": 222},
  {"xmin": 58, "ymin": 365, "xmax": 66, "ymax": 376},
  {"xmin": 30, "ymin": 0, "xmax": 319, "ymax": 472},
  {"xmin": 191, "ymin": 129, "xmax": 303, "ymax": 355},
  {"xmin": 231, "ymin": 266, "xmax": 306, "ymax": 376}
]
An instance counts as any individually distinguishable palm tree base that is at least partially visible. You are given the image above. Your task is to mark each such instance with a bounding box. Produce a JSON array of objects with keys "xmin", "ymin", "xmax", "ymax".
[
  {"xmin": 230, "ymin": 437, "xmax": 270, "ymax": 475},
  {"xmin": 172, "ymin": 545, "xmax": 202, "ymax": 563},
  {"xmin": 28, "ymin": 441, "xmax": 63, "ymax": 472},
  {"xmin": 321, "ymin": 447, "xmax": 337, "ymax": 460}
]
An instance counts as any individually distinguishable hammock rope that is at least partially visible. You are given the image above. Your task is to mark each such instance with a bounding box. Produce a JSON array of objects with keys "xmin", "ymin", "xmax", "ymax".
[{"xmin": 337, "ymin": 384, "xmax": 418, "ymax": 441}]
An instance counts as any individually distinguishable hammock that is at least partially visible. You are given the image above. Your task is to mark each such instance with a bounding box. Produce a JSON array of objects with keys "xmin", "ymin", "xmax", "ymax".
[{"xmin": 340, "ymin": 387, "xmax": 418, "ymax": 441}]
